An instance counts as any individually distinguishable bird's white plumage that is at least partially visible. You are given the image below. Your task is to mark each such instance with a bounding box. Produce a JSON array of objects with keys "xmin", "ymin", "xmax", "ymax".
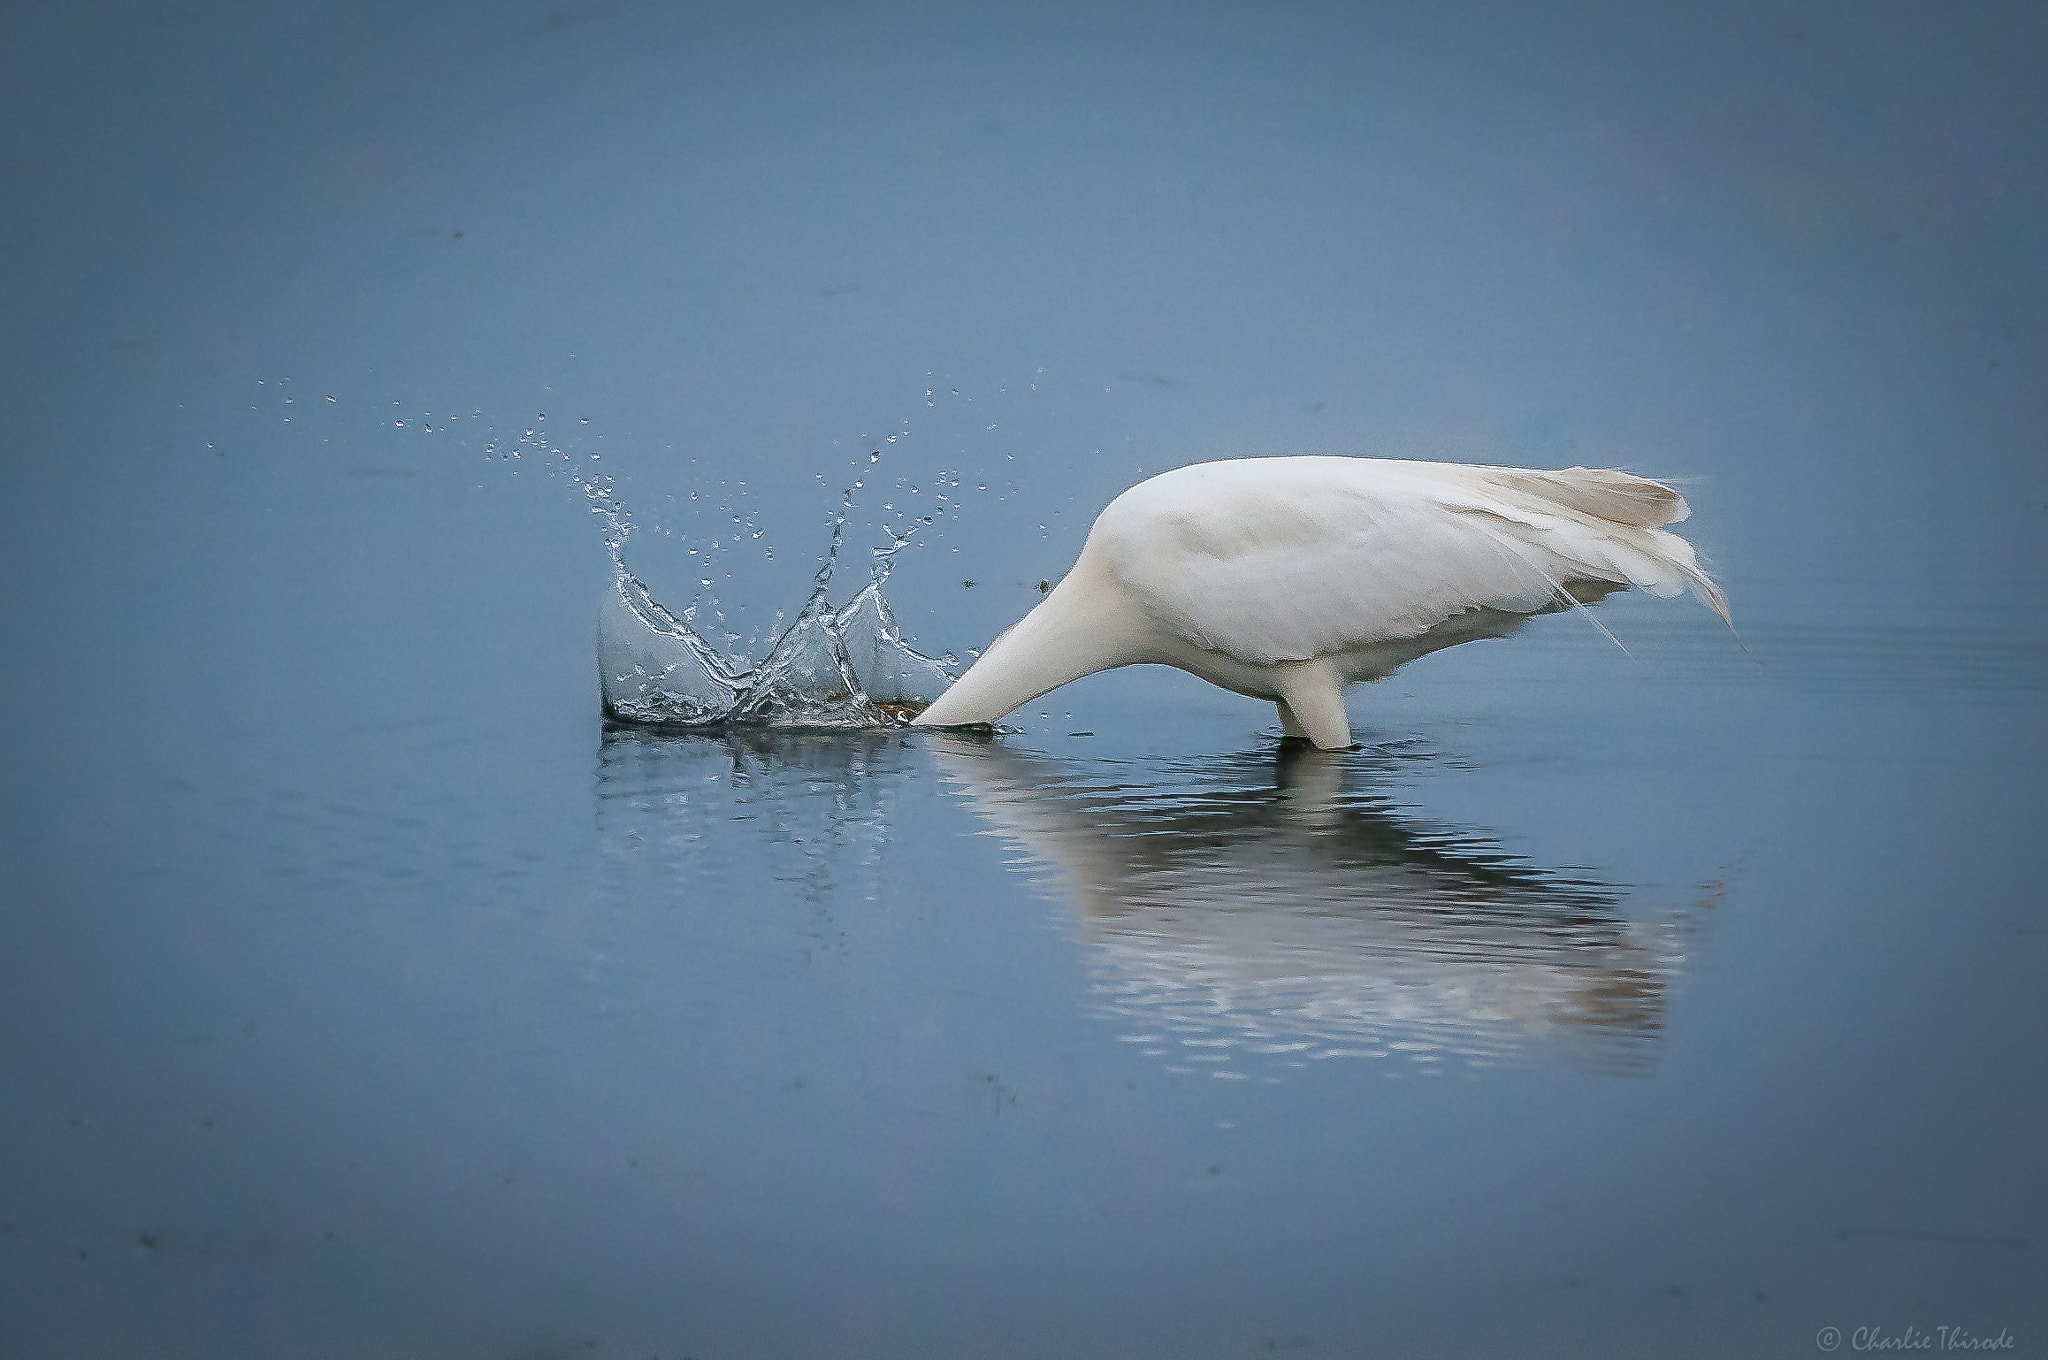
[
  {"xmin": 1097, "ymin": 458, "xmax": 1724, "ymax": 666},
  {"xmin": 913, "ymin": 456, "xmax": 1728, "ymax": 748}
]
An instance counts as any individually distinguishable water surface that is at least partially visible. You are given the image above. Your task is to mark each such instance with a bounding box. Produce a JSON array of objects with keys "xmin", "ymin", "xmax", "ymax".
[
  {"xmin": 3, "ymin": 1, "xmax": 2044, "ymax": 1355},
  {"xmin": 4, "ymin": 587, "xmax": 2041, "ymax": 1357}
]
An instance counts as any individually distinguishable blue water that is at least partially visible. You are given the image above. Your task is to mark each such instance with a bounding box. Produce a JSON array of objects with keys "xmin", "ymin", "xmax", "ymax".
[
  {"xmin": 4, "ymin": 2, "xmax": 2045, "ymax": 1355},
  {"xmin": 4, "ymin": 573, "xmax": 2040, "ymax": 1356}
]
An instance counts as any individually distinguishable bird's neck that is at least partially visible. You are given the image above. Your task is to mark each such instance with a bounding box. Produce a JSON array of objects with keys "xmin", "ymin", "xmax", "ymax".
[{"xmin": 917, "ymin": 566, "xmax": 1149, "ymax": 727}]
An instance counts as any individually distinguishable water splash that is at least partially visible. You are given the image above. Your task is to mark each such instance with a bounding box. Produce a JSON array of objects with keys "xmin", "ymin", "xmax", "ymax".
[
  {"xmin": 325, "ymin": 382, "xmax": 1004, "ymax": 728},
  {"xmin": 596, "ymin": 487, "xmax": 955, "ymax": 730},
  {"xmin": 247, "ymin": 383, "xmax": 968, "ymax": 727}
]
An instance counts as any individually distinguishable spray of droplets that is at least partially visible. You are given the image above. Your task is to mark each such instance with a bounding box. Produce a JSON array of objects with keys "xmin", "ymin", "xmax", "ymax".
[{"xmin": 233, "ymin": 371, "xmax": 1070, "ymax": 729}]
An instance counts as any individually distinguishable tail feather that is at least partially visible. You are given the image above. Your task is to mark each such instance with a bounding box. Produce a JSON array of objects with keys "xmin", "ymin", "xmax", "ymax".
[
  {"xmin": 1455, "ymin": 467, "xmax": 1733, "ymax": 634},
  {"xmin": 1480, "ymin": 466, "xmax": 1690, "ymax": 529}
]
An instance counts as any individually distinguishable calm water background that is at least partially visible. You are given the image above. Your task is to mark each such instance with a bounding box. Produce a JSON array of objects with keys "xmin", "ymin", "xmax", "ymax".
[{"xmin": 3, "ymin": 2, "xmax": 2044, "ymax": 1356}]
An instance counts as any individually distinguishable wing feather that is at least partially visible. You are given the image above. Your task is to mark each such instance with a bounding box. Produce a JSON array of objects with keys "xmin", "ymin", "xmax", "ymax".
[{"xmin": 1091, "ymin": 457, "xmax": 1727, "ymax": 666}]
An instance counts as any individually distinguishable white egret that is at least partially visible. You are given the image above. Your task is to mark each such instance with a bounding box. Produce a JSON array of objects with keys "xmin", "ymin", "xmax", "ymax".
[{"xmin": 912, "ymin": 456, "xmax": 1729, "ymax": 748}]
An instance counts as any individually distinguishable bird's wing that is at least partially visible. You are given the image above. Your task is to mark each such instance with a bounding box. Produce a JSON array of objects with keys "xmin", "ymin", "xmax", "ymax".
[{"xmin": 1095, "ymin": 457, "xmax": 1727, "ymax": 666}]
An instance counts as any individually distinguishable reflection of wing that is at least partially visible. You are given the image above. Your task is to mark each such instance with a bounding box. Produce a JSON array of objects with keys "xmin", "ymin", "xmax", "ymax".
[
  {"xmin": 1095, "ymin": 458, "xmax": 1728, "ymax": 665},
  {"xmin": 933, "ymin": 738, "xmax": 1713, "ymax": 1074}
]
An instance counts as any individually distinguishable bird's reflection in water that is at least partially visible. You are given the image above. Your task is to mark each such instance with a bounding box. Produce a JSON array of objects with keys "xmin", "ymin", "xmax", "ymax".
[{"xmin": 932, "ymin": 736, "xmax": 1717, "ymax": 1077}]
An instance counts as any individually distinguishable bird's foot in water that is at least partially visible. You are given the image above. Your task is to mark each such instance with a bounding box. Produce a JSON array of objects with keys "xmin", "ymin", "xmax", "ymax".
[{"xmin": 1276, "ymin": 732, "xmax": 1361, "ymax": 752}]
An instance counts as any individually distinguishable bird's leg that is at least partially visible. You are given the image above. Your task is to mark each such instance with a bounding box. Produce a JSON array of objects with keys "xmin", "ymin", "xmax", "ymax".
[
  {"xmin": 1273, "ymin": 660, "xmax": 1351, "ymax": 750},
  {"xmin": 1276, "ymin": 699, "xmax": 1308, "ymax": 741}
]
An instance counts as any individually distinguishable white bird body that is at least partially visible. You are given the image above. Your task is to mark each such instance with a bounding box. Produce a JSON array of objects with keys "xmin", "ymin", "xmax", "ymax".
[{"xmin": 912, "ymin": 456, "xmax": 1730, "ymax": 748}]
